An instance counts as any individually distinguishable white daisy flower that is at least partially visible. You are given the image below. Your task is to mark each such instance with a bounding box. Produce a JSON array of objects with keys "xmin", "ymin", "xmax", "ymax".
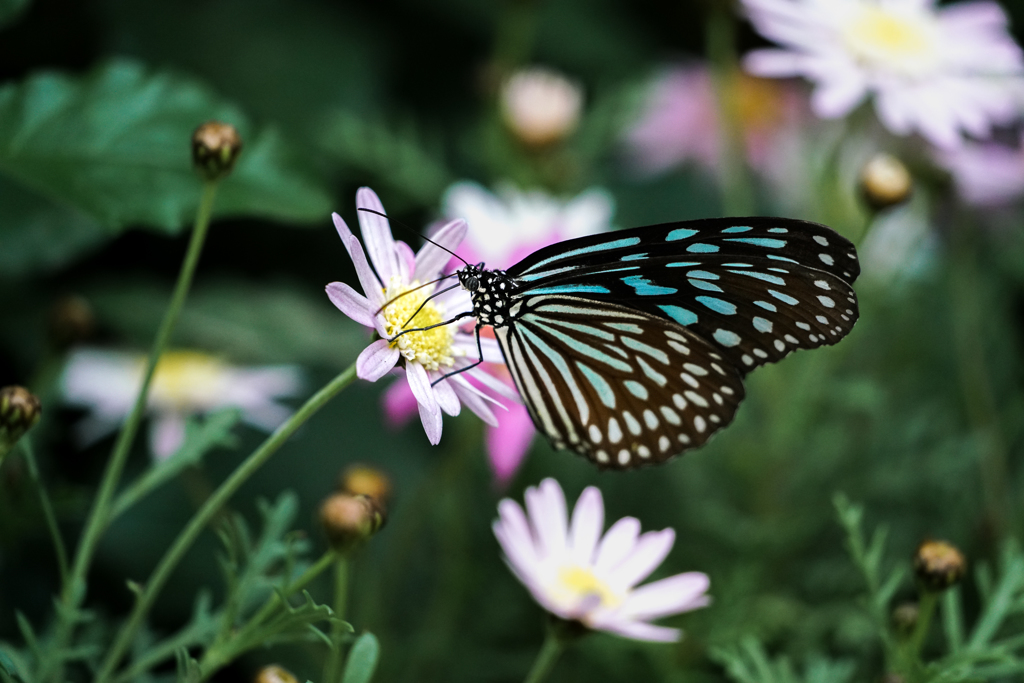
[
  {"xmin": 741, "ymin": 0, "xmax": 1024, "ymax": 149},
  {"xmin": 60, "ymin": 348, "xmax": 303, "ymax": 460},
  {"xmin": 494, "ymin": 478, "xmax": 711, "ymax": 642},
  {"xmin": 326, "ymin": 187, "xmax": 514, "ymax": 445}
]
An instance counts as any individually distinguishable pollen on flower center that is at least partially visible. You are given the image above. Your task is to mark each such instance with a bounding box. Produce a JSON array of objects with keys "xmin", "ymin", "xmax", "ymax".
[
  {"xmin": 843, "ymin": 6, "xmax": 938, "ymax": 74},
  {"xmin": 382, "ymin": 280, "xmax": 457, "ymax": 371},
  {"xmin": 554, "ymin": 564, "xmax": 623, "ymax": 610},
  {"xmin": 150, "ymin": 351, "xmax": 228, "ymax": 410}
]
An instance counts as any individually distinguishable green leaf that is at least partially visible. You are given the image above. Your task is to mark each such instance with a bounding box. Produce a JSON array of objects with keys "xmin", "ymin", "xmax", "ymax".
[
  {"xmin": 0, "ymin": 0, "xmax": 30, "ymax": 29},
  {"xmin": 0, "ymin": 161, "xmax": 108, "ymax": 278},
  {"xmin": 341, "ymin": 632, "xmax": 380, "ymax": 683},
  {"xmin": 0, "ymin": 59, "xmax": 332, "ymax": 234}
]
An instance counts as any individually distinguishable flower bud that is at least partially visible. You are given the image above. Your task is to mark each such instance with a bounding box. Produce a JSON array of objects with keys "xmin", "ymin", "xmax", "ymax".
[
  {"xmin": 48, "ymin": 295, "xmax": 96, "ymax": 349},
  {"xmin": 192, "ymin": 121, "xmax": 242, "ymax": 181},
  {"xmin": 319, "ymin": 492, "xmax": 386, "ymax": 552},
  {"xmin": 860, "ymin": 153, "xmax": 912, "ymax": 211},
  {"xmin": 0, "ymin": 386, "xmax": 42, "ymax": 446},
  {"xmin": 881, "ymin": 674, "xmax": 905, "ymax": 683},
  {"xmin": 914, "ymin": 539, "xmax": 966, "ymax": 592},
  {"xmin": 254, "ymin": 665, "xmax": 298, "ymax": 683},
  {"xmin": 891, "ymin": 601, "xmax": 919, "ymax": 637},
  {"xmin": 339, "ymin": 463, "xmax": 392, "ymax": 508},
  {"xmin": 501, "ymin": 67, "xmax": 583, "ymax": 147}
]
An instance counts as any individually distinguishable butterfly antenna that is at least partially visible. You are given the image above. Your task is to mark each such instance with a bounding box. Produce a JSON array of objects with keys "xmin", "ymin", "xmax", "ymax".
[
  {"xmin": 399, "ymin": 283, "xmax": 463, "ymax": 328},
  {"xmin": 357, "ymin": 207, "xmax": 472, "ymax": 268}
]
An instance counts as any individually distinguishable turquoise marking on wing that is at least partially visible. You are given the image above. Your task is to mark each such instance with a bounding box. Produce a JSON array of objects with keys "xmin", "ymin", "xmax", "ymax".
[
  {"xmin": 620, "ymin": 253, "xmax": 647, "ymax": 261},
  {"xmin": 687, "ymin": 243, "xmax": 719, "ymax": 253},
  {"xmin": 666, "ymin": 228, "xmax": 698, "ymax": 241},
  {"xmin": 622, "ymin": 274, "xmax": 677, "ymax": 296},
  {"xmin": 533, "ymin": 317, "xmax": 615, "ymax": 341},
  {"xmin": 722, "ymin": 263, "xmax": 752, "ymax": 267},
  {"xmin": 624, "ymin": 380, "xmax": 649, "ymax": 400},
  {"xmin": 529, "ymin": 319, "xmax": 631, "ymax": 371},
  {"xmin": 686, "ymin": 270, "xmax": 719, "ymax": 280},
  {"xmin": 520, "ymin": 237, "xmax": 642, "ymax": 273},
  {"xmin": 754, "ymin": 301, "xmax": 777, "ymax": 312},
  {"xmin": 768, "ymin": 227, "xmax": 789, "ymax": 233},
  {"xmin": 696, "ymin": 296, "xmax": 737, "ymax": 315},
  {"xmin": 518, "ymin": 327, "xmax": 590, "ymax": 418},
  {"xmin": 659, "ymin": 305, "xmax": 698, "ymax": 326},
  {"xmin": 722, "ymin": 226, "xmax": 753, "ymax": 233},
  {"xmin": 526, "ymin": 284, "xmax": 611, "ymax": 295},
  {"xmin": 576, "ymin": 362, "xmax": 617, "ymax": 409},
  {"xmin": 713, "ymin": 329, "xmax": 741, "ymax": 347},
  {"xmin": 731, "ymin": 270, "xmax": 786, "ymax": 285},
  {"xmin": 688, "ymin": 278, "xmax": 724, "ymax": 293},
  {"xmin": 519, "ymin": 266, "xmax": 578, "ymax": 282},
  {"xmin": 622, "ymin": 337, "xmax": 670, "ymax": 364},
  {"xmin": 753, "ymin": 316, "xmax": 773, "ymax": 333},
  {"xmin": 768, "ymin": 289, "xmax": 798, "ymax": 305},
  {"xmin": 666, "ymin": 262, "xmax": 700, "ymax": 268},
  {"xmin": 725, "ymin": 237, "xmax": 786, "ymax": 249},
  {"xmin": 767, "ymin": 255, "xmax": 798, "ymax": 263}
]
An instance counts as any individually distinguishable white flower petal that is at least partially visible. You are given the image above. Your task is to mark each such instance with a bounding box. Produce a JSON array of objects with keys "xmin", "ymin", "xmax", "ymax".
[
  {"xmin": 326, "ymin": 282, "xmax": 374, "ymax": 327},
  {"xmin": 594, "ymin": 517, "xmax": 641, "ymax": 572},
  {"xmin": 568, "ymin": 486, "xmax": 604, "ymax": 564},
  {"xmin": 525, "ymin": 479, "xmax": 568, "ymax": 559},
  {"xmin": 415, "ymin": 219, "xmax": 468, "ymax": 282},
  {"xmin": 621, "ymin": 572, "xmax": 712, "ymax": 620},
  {"xmin": 406, "ymin": 361, "xmax": 443, "ymax": 444},
  {"xmin": 356, "ymin": 339, "xmax": 400, "ymax": 382},
  {"xmin": 608, "ymin": 528, "xmax": 676, "ymax": 589},
  {"xmin": 150, "ymin": 414, "xmax": 187, "ymax": 461},
  {"xmin": 595, "ymin": 620, "xmax": 681, "ymax": 643},
  {"xmin": 449, "ymin": 376, "xmax": 500, "ymax": 426},
  {"xmin": 356, "ymin": 187, "xmax": 401, "ymax": 284},
  {"xmin": 431, "ymin": 375, "xmax": 462, "ymax": 417}
]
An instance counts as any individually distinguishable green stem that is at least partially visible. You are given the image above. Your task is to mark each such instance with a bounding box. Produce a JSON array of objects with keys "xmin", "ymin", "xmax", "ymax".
[
  {"xmin": 45, "ymin": 181, "xmax": 220, "ymax": 683},
  {"xmin": 523, "ymin": 630, "xmax": 565, "ymax": 683},
  {"xmin": 249, "ymin": 549, "xmax": 338, "ymax": 629},
  {"xmin": 907, "ymin": 591, "xmax": 938, "ymax": 660},
  {"xmin": 21, "ymin": 438, "xmax": 69, "ymax": 585},
  {"xmin": 95, "ymin": 362, "xmax": 358, "ymax": 683},
  {"xmin": 706, "ymin": 5, "xmax": 755, "ymax": 216},
  {"xmin": 323, "ymin": 556, "xmax": 351, "ymax": 683}
]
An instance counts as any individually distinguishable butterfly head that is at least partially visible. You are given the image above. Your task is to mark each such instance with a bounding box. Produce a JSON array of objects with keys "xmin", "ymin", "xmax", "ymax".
[{"xmin": 457, "ymin": 262, "xmax": 486, "ymax": 293}]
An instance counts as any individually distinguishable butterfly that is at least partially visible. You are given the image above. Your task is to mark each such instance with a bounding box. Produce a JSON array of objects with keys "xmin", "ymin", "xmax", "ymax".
[{"xmin": 448, "ymin": 217, "xmax": 859, "ymax": 470}]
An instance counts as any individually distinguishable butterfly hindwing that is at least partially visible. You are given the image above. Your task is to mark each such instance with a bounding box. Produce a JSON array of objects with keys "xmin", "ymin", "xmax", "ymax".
[{"xmin": 493, "ymin": 294, "xmax": 745, "ymax": 469}]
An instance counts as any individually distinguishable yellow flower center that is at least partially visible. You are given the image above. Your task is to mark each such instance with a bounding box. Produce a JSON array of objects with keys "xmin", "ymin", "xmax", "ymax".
[
  {"xmin": 150, "ymin": 351, "xmax": 228, "ymax": 410},
  {"xmin": 553, "ymin": 565, "xmax": 622, "ymax": 610},
  {"xmin": 382, "ymin": 280, "xmax": 457, "ymax": 372},
  {"xmin": 843, "ymin": 5, "xmax": 939, "ymax": 75}
]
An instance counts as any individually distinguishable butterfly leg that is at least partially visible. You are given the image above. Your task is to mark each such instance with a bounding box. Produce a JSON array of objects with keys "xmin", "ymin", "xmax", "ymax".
[
  {"xmin": 387, "ymin": 310, "xmax": 477, "ymax": 343},
  {"xmin": 429, "ymin": 322, "xmax": 488, "ymax": 387}
]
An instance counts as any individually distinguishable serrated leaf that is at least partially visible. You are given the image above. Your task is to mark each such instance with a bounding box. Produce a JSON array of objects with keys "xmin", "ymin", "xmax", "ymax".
[
  {"xmin": 341, "ymin": 632, "xmax": 380, "ymax": 683},
  {"xmin": 0, "ymin": 59, "xmax": 332, "ymax": 234}
]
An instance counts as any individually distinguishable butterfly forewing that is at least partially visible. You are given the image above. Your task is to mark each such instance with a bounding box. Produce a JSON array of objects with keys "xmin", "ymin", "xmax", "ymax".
[
  {"xmin": 493, "ymin": 294, "xmax": 745, "ymax": 469},
  {"xmin": 506, "ymin": 217, "xmax": 860, "ymax": 373}
]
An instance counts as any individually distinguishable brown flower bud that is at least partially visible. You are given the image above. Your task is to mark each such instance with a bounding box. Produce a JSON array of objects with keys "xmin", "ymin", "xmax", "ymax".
[
  {"xmin": 881, "ymin": 674, "xmax": 905, "ymax": 683},
  {"xmin": 48, "ymin": 295, "xmax": 96, "ymax": 349},
  {"xmin": 339, "ymin": 464, "xmax": 392, "ymax": 508},
  {"xmin": 192, "ymin": 121, "xmax": 242, "ymax": 181},
  {"xmin": 891, "ymin": 601, "xmax": 919, "ymax": 637},
  {"xmin": 0, "ymin": 386, "xmax": 42, "ymax": 445},
  {"xmin": 860, "ymin": 153, "xmax": 912, "ymax": 211},
  {"xmin": 253, "ymin": 665, "xmax": 298, "ymax": 683},
  {"xmin": 319, "ymin": 492, "xmax": 386, "ymax": 552},
  {"xmin": 914, "ymin": 539, "xmax": 966, "ymax": 592}
]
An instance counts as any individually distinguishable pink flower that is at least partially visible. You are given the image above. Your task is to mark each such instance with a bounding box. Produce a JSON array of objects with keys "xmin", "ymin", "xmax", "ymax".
[
  {"xmin": 494, "ymin": 479, "xmax": 711, "ymax": 641},
  {"xmin": 326, "ymin": 187, "xmax": 514, "ymax": 445},
  {"xmin": 939, "ymin": 133, "xmax": 1024, "ymax": 205},
  {"xmin": 383, "ymin": 182, "xmax": 614, "ymax": 485},
  {"xmin": 741, "ymin": 0, "xmax": 1024, "ymax": 149},
  {"xmin": 624, "ymin": 64, "xmax": 807, "ymax": 177}
]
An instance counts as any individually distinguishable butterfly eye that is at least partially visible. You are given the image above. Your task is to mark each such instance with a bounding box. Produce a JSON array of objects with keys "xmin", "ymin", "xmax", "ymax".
[{"xmin": 465, "ymin": 276, "xmax": 480, "ymax": 292}]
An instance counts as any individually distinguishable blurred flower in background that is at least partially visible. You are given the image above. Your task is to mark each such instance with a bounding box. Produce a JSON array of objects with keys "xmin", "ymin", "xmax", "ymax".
[
  {"xmin": 60, "ymin": 349, "xmax": 302, "ymax": 460},
  {"xmin": 327, "ymin": 187, "xmax": 514, "ymax": 446},
  {"xmin": 501, "ymin": 67, "xmax": 583, "ymax": 147},
  {"xmin": 939, "ymin": 133, "xmax": 1024, "ymax": 205},
  {"xmin": 741, "ymin": 0, "xmax": 1024, "ymax": 149},
  {"xmin": 493, "ymin": 478, "xmax": 710, "ymax": 641},
  {"xmin": 624, "ymin": 64, "xmax": 807, "ymax": 177},
  {"xmin": 384, "ymin": 182, "xmax": 613, "ymax": 484}
]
